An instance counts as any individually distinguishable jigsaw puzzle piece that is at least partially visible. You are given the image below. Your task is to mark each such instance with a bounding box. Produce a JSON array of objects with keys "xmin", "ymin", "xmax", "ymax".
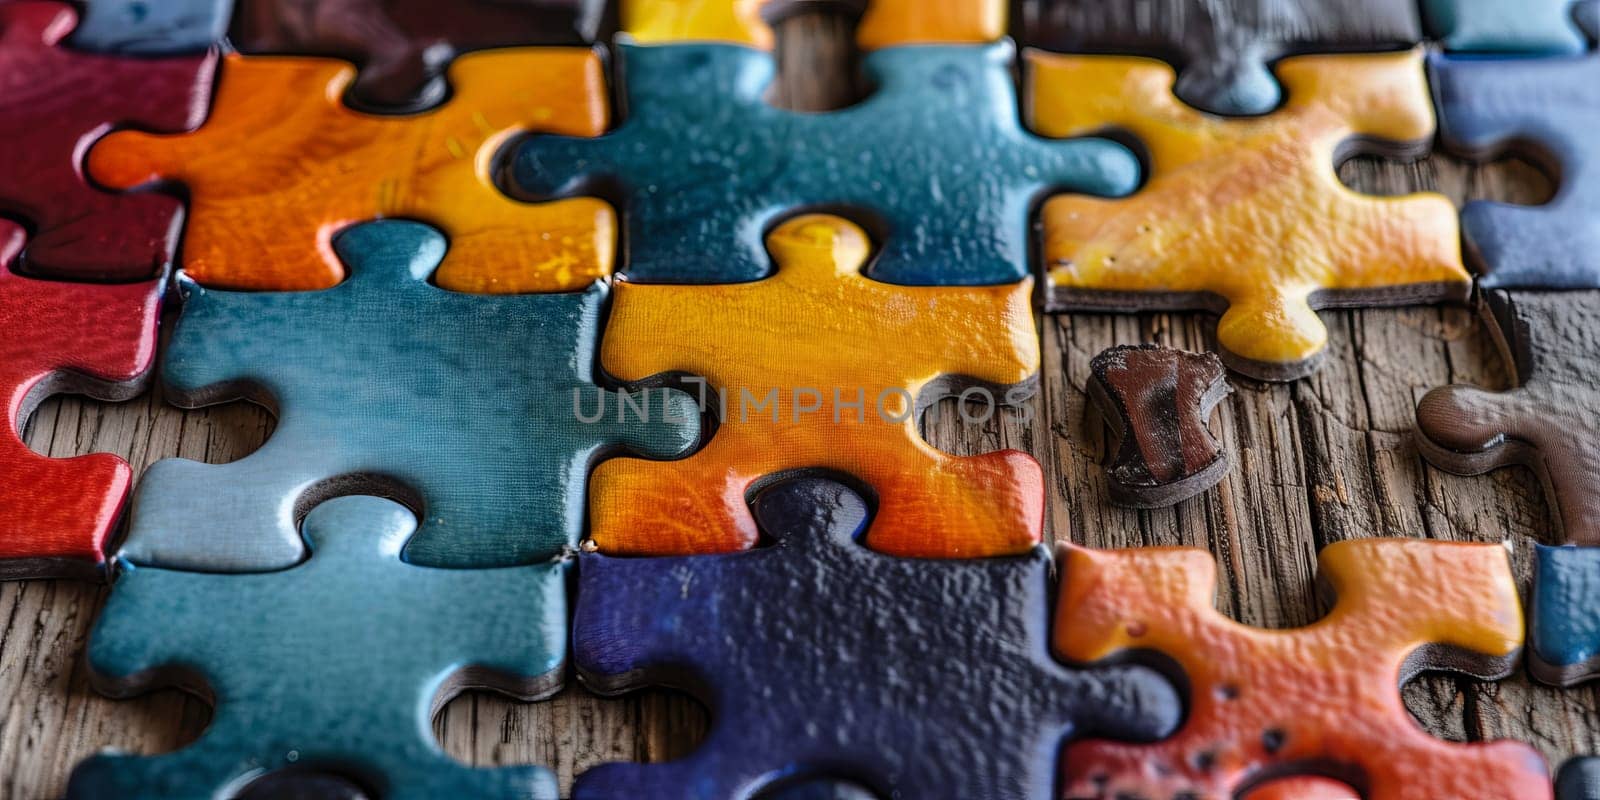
[
  {"xmin": 572, "ymin": 476, "xmax": 1181, "ymax": 800},
  {"xmin": 1429, "ymin": 47, "xmax": 1600, "ymax": 289},
  {"xmin": 589, "ymin": 214, "xmax": 1042, "ymax": 558},
  {"xmin": 1017, "ymin": 0, "xmax": 1420, "ymax": 117},
  {"xmin": 623, "ymin": 0, "xmax": 1003, "ymax": 50},
  {"xmin": 0, "ymin": 220, "xmax": 163, "ymax": 581},
  {"xmin": 1559, "ymin": 758, "xmax": 1600, "ymax": 800},
  {"xmin": 1086, "ymin": 344, "xmax": 1230, "ymax": 508},
  {"xmin": 0, "ymin": 1, "xmax": 214, "ymax": 281},
  {"xmin": 67, "ymin": 495, "xmax": 566, "ymax": 800},
  {"xmin": 69, "ymin": 0, "xmax": 231, "ymax": 53},
  {"xmin": 1030, "ymin": 49, "xmax": 1467, "ymax": 381},
  {"xmin": 1056, "ymin": 538, "xmax": 1550, "ymax": 800},
  {"xmin": 1417, "ymin": 291, "xmax": 1600, "ymax": 684},
  {"xmin": 87, "ymin": 48, "xmax": 613, "ymax": 293},
  {"xmin": 119, "ymin": 220, "xmax": 698, "ymax": 571},
  {"xmin": 232, "ymin": 0, "xmax": 605, "ymax": 111},
  {"xmin": 1423, "ymin": 0, "xmax": 1594, "ymax": 53},
  {"xmin": 512, "ymin": 41, "xmax": 1138, "ymax": 285}
]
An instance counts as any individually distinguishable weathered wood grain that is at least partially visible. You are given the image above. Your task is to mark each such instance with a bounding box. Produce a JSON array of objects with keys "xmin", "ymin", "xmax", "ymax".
[{"xmin": 2, "ymin": 8, "xmax": 1595, "ymax": 800}]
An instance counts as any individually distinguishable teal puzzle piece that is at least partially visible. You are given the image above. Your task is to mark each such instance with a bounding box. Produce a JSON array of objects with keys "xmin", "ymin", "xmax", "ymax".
[
  {"xmin": 511, "ymin": 41, "xmax": 1140, "ymax": 286},
  {"xmin": 120, "ymin": 219, "xmax": 700, "ymax": 570},
  {"xmin": 67, "ymin": 495, "xmax": 567, "ymax": 800},
  {"xmin": 1424, "ymin": 0, "xmax": 1595, "ymax": 53}
]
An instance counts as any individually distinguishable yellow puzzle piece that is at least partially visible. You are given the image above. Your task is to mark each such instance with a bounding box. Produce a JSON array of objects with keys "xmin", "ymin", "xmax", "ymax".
[
  {"xmin": 88, "ymin": 49, "xmax": 614, "ymax": 293},
  {"xmin": 1028, "ymin": 49, "xmax": 1468, "ymax": 381},
  {"xmin": 590, "ymin": 213, "xmax": 1043, "ymax": 559},
  {"xmin": 622, "ymin": 0, "xmax": 1004, "ymax": 50}
]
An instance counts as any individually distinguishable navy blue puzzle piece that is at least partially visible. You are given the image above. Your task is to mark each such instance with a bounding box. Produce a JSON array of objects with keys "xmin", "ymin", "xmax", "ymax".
[
  {"xmin": 1533, "ymin": 544, "xmax": 1600, "ymax": 685},
  {"xmin": 67, "ymin": 496, "xmax": 567, "ymax": 800},
  {"xmin": 1430, "ymin": 46, "xmax": 1600, "ymax": 288},
  {"xmin": 571, "ymin": 477, "xmax": 1180, "ymax": 800},
  {"xmin": 69, "ymin": 0, "xmax": 231, "ymax": 53},
  {"xmin": 512, "ymin": 42, "xmax": 1141, "ymax": 286},
  {"xmin": 1558, "ymin": 757, "xmax": 1600, "ymax": 800}
]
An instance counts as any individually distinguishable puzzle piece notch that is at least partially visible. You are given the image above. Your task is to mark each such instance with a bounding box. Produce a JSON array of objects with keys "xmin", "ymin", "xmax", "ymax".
[
  {"xmin": 0, "ymin": 1, "xmax": 214, "ymax": 281},
  {"xmin": 88, "ymin": 47, "xmax": 614, "ymax": 293},
  {"xmin": 119, "ymin": 219, "xmax": 699, "ymax": 572},
  {"xmin": 1055, "ymin": 538, "xmax": 1549, "ymax": 799},
  {"xmin": 0, "ymin": 219, "xmax": 164, "ymax": 580},
  {"xmin": 68, "ymin": 495, "xmax": 567, "ymax": 799},
  {"xmin": 1086, "ymin": 344, "xmax": 1231, "ymax": 508},
  {"xmin": 1017, "ymin": 0, "xmax": 1421, "ymax": 117},
  {"xmin": 231, "ymin": 0, "xmax": 606, "ymax": 112},
  {"xmin": 68, "ymin": 0, "xmax": 231, "ymax": 54},
  {"xmin": 622, "ymin": 0, "xmax": 1003, "ymax": 50},
  {"xmin": 588, "ymin": 213, "xmax": 1042, "ymax": 558},
  {"xmin": 513, "ymin": 40, "xmax": 1140, "ymax": 286},
  {"xmin": 1429, "ymin": 46, "xmax": 1600, "ymax": 289},
  {"xmin": 1423, "ymin": 0, "xmax": 1596, "ymax": 53},
  {"xmin": 1030, "ymin": 49, "xmax": 1467, "ymax": 381},
  {"xmin": 572, "ymin": 476, "xmax": 1181, "ymax": 800}
]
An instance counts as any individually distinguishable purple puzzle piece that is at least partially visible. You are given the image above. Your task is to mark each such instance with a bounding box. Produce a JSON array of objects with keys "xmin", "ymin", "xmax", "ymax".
[{"xmin": 571, "ymin": 477, "xmax": 1181, "ymax": 800}]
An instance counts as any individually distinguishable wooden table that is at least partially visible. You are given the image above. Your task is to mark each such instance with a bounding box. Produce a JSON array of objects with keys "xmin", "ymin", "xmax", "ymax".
[{"xmin": 2, "ymin": 9, "xmax": 1594, "ymax": 798}]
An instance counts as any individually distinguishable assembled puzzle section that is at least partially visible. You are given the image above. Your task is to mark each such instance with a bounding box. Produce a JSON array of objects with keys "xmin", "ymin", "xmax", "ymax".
[
  {"xmin": 588, "ymin": 214, "xmax": 1042, "ymax": 558},
  {"xmin": 1428, "ymin": 7, "xmax": 1599, "ymax": 289},
  {"xmin": 230, "ymin": 0, "xmax": 605, "ymax": 111},
  {"xmin": 0, "ymin": 0, "xmax": 214, "ymax": 281},
  {"xmin": 1029, "ymin": 48, "xmax": 1468, "ymax": 381},
  {"xmin": 1016, "ymin": 0, "xmax": 1420, "ymax": 116},
  {"xmin": 0, "ymin": 220, "xmax": 163, "ymax": 581},
  {"xmin": 1055, "ymin": 539, "xmax": 1551, "ymax": 799},
  {"xmin": 68, "ymin": 495, "xmax": 569, "ymax": 800},
  {"xmin": 1085, "ymin": 344, "xmax": 1231, "ymax": 508},
  {"xmin": 87, "ymin": 46, "xmax": 613, "ymax": 294},
  {"xmin": 512, "ymin": 8, "xmax": 1140, "ymax": 286},
  {"xmin": 120, "ymin": 220, "xmax": 699, "ymax": 571},
  {"xmin": 1415, "ymin": 290, "xmax": 1600, "ymax": 685},
  {"xmin": 572, "ymin": 476, "xmax": 1181, "ymax": 800}
]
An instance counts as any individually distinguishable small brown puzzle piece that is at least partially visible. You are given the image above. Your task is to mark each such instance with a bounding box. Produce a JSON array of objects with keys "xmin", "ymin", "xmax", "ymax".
[
  {"xmin": 1086, "ymin": 344, "xmax": 1231, "ymax": 508},
  {"xmin": 1055, "ymin": 538, "xmax": 1550, "ymax": 799}
]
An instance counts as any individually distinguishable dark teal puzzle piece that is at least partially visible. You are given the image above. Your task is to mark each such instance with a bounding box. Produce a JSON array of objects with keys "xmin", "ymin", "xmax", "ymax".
[
  {"xmin": 511, "ymin": 41, "xmax": 1141, "ymax": 286},
  {"xmin": 119, "ymin": 219, "xmax": 700, "ymax": 571},
  {"xmin": 67, "ymin": 495, "xmax": 567, "ymax": 800},
  {"xmin": 571, "ymin": 477, "xmax": 1181, "ymax": 800}
]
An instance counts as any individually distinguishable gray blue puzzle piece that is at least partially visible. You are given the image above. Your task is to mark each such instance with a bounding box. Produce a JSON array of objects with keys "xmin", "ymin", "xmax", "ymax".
[
  {"xmin": 1534, "ymin": 544, "xmax": 1600, "ymax": 685},
  {"xmin": 512, "ymin": 41, "xmax": 1140, "ymax": 286},
  {"xmin": 67, "ymin": 495, "xmax": 566, "ymax": 800},
  {"xmin": 69, "ymin": 0, "xmax": 230, "ymax": 54},
  {"xmin": 123, "ymin": 219, "xmax": 699, "ymax": 570}
]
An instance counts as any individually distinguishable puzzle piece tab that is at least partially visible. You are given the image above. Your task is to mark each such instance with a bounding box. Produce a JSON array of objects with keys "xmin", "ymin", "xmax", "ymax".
[
  {"xmin": 0, "ymin": 221, "xmax": 162, "ymax": 580},
  {"xmin": 590, "ymin": 214, "xmax": 1041, "ymax": 558},
  {"xmin": 512, "ymin": 40, "xmax": 1139, "ymax": 285},
  {"xmin": 87, "ymin": 49, "xmax": 613, "ymax": 293},
  {"xmin": 1056, "ymin": 539, "xmax": 1551, "ymax": 800},
  {"xmin": 67, "ymin": 495, "xmax": 567, "ymax": 800},
  {"xmin": 573, "ymin": 476, "xmax": 1181, "ymax": 800},
  {"xmin": 1017, "ymin": 0, "xmax": 1420, "ymax": 116},
  {"xmin": 1430, "ymin": 44, "xmax": 1600, "ymax": 289},
  {"xmin": 232, "ymin": 0, "xmax": 605, "ymax": 111},
  {"xmin": 1423, "ymin": 0, "xmax": 1594, "ymax": 53},
  {"xmin": 623, "ymin": 0, "xmax": 1005, "ymax": 50},
  {"xmin": 0, "ymin": 1, "xmax": 213, "ymax": 281},
  {"xmin": 1416, "ymin": 290, "xmax": 1600, "ymax": 684},
  {"xmin": 1086, "ymin": 344, "xmax": 1230, "ymax": 508},
  {"xmin": 1030, "ymin": 49, "xmax": 1468, "ymax": 381},
  {"xmin": 120, "ymin": 220, "xmax": 698, "ymax": 571},
  {"xmin": 69, "ymin": 0, "xmax": 231, "ymax": 53}
]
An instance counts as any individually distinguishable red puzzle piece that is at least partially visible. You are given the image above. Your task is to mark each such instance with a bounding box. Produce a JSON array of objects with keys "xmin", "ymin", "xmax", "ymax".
[
  {"xmin": 0, "ymin": 220, "xmax": 163, "ymax": 579},
  {"xmin": 0, "ymin": 1, "xmax": 214, "ymax": 281}
]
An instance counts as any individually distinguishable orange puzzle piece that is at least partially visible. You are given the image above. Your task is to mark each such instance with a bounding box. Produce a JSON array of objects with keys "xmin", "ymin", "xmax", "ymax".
[
  {"xmin": 1054, "ymin": 538, "xmax": 1552, "ymax": 800},
  {"xmin": 590, "ymin": 213, "xmax": 1042, "ymax": 558},
  {"xmin": 87, "ymin": 49, "xmax": 613, "ymax": 293},
  {"xmin": 1029, "ymin": 49, "xmax": 1469, "ymax": 381},
  {"xmin": 623, "ymin": 0, "xmax": 1003, "ymax": 50}
]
